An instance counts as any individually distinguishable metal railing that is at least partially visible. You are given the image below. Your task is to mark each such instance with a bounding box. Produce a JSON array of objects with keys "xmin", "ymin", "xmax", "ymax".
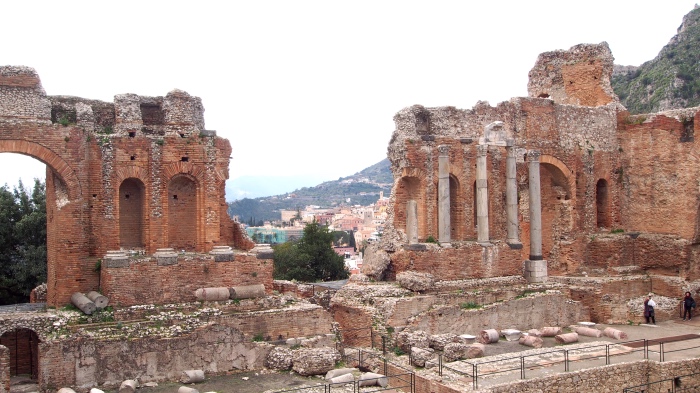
[
  {"xmin": 623, "ymin": 371, "xmax": 700, "ymax": 392},
  {"xmin": 415, "ymin": 336, "xmax": 700, "ymax": 390},
  {"xmin": 414, "ymin": 338, "xmax": 677, "ymax": 390}
]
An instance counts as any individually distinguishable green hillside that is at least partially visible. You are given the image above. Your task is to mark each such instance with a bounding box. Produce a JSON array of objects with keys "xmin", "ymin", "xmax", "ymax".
[{"xmin": 612, "ymin": 7, "xmax": 700, "ymax": 114}]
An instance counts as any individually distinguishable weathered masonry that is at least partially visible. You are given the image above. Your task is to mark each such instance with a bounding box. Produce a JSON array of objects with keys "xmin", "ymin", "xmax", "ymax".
[
  {"xmin": 0, "ymin": 66, "xmax": 254, "ymax": 306},
  {"xmin": 368, "ymin": 42, "xmax": 700, "ymax": 286}
]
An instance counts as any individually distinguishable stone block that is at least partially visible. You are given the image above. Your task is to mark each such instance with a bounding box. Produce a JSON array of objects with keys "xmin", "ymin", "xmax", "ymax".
[{"xmin": 155, "ymin": 248, "xmax": 179, "ymax": 266}]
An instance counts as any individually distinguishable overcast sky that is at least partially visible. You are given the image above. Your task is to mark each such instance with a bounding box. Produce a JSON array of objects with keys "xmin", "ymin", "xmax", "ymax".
[{"xmin": 1, "ymin": 1, "xmax": 697, "ymax": 190}]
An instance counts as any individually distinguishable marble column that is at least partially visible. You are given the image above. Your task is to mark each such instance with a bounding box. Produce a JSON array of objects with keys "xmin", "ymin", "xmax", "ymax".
[
  {"xmin": 525, "ymin": 150, "xmax": 547, "ymax": 282},
  {"xmin": 476, "ymin": 144, "xmax": 490, "ymax": 245},
  {"xmin": 407, "ymin": 199, "xmax": 418, "ymax": 244},
  {"xmin": 506, "ymin": 145, "xmax": 522, "ymax": 248},
  {"xmin": 438, "ymin": 145, "xmax": 451, "ymax": 244}
]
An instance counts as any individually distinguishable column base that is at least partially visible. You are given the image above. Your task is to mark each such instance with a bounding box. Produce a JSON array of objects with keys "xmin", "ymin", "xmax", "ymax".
[
  {"xmin": 524, "ymin": 259, "xmax": 548, "ymax": 283},
  {"xmin": 507, "ymin": 241, "xmax": 523, "ymax": 249},
  {"xmin": 478, "ymin": 241, "xmax": 493, "ymax": 247},
  {"xmin": 440, "ymin": 242, "xmax": 453, "ymax": 248}
]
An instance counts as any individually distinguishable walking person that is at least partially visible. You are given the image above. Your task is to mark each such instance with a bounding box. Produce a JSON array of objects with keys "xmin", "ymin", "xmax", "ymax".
[
  {"xmin": 683, "ymin": 291, "xmax": 696, "ymax": 320},
  {"xmin": 644, "ymin": 294, "xmax": 656, "ymax": 324}
]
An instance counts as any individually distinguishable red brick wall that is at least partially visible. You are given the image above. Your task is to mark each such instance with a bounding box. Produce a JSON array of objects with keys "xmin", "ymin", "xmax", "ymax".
[
  {"xmin": 167, "ymin": 175, "xmax": 198, "ymax": 251},
  {"xmin": 331, "ymin": 304, "xmax": 375, "ymax": 347},
  {"xmin": 0, "ymin": 329, "xmax": 38, "ymax": 378},
  {"xmin": 388, "ymin": 244, "xmax": 523, "ymax": 281},
  {"xmin": 101, "ymin": 253, "xmax": 273, "ymax": 306}
]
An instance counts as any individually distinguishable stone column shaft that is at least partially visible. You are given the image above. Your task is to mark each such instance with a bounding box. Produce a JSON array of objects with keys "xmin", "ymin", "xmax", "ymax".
[
  {"xmin": 407, "ymin": 199, "xmax": 418, "ymax": 244},
  {"xmin": 527, "ymin": 150, "xmax": 543, "ymax": 259},
  {"xmin": 438, "ymin": 145, "xmax": 451, "ymax": 244},
  {"xmin": 476, "ymin": 145, "xmax": 489, "ymax": 244},
  {"xmin": 525, "ymin": 150, "xmax": 547, "ymax": 283},
  {"xmin": 506, "ymin": 146, "xmax": 521, "ymax": 247}
]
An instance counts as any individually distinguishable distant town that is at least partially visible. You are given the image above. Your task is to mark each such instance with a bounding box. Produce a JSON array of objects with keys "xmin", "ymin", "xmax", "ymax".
[{"xmin": 235, "ymin": 191, "xmax": 389, "ymax": 274}]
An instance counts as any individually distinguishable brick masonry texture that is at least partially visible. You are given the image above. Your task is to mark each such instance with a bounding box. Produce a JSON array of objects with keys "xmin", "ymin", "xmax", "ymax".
[
  {"xmin": 6, "ymin": 39, "xmax": 700, "ymax": 392},
  {"xmin": 0, "ymin": 66, "xmax": 254, "ymax": 307},
  {"xmin": 370, "ymin": 42, "xmax": 700, "ymax": 288},
  {"xmin": 101, "ymin": 253, "xmax": 273, "ymax": 306}
]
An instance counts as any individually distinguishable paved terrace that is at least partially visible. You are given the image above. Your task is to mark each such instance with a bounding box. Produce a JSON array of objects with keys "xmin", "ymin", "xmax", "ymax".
[{"xmin": 399, "ymin": 318, "xmax": 700, "ymax": 391}]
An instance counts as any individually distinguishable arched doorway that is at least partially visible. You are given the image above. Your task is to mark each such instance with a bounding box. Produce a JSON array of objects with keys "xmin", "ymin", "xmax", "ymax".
[
  {"xmin": 449, "ymin": 175, "xmax": 465, "ymax": 240},
  {"xmin": 168, "ymin": 175, "xmax": 198, "ymax": 251},
  {"xmin": 596, "ymin": 179, "xmax": 610, "ymax": 229},
  {"xmin": 0, "ymin": 154, "xmax": 47, "ymax": 305},
  {"xmin": 119, "ymin": 178, "xmax": 146, "ymax": 248},
  {"xmin": 395, "ymin": 175, "xmax": 426, "ymax": 241},
  {"xmin": 539, "ymin": 162, "xmax": 574, "ymax": 258},
  {"xmin": 0, "ymin": 328, "xmax": 39, "ymax": 380}
]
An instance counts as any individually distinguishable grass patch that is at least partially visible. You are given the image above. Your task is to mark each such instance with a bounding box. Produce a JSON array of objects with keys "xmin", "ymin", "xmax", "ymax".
[
  {"xmin": 252, "ymin": 333, "xmax": 265, "ymax": 342},
  {"xmin": 460, "ymin": 302, "xmax": 481, "ymax": 310}
]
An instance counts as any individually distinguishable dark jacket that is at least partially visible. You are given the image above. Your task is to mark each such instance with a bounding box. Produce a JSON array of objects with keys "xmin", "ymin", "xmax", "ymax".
[{"xmin": 684, "ymin": 295, "xmax": 696, "ymax": 309}]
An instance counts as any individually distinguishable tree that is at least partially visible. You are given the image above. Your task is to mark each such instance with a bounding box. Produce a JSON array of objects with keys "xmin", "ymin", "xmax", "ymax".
[
  {"xmin": 0, "ymin": 179, "xmax": 46, "ymax": 305},
  {"xmin": 273, "ymin": 221, "xmax": 349, "ymax": 282}
]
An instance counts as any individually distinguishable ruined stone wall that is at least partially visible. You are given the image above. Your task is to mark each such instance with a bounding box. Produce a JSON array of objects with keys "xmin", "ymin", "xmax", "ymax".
[
  {"xmin": 101, "ymin": 253, "xmax": 273, "ymax": 307},
  {"xmin": 527, "ymin": 42, "xmax": 619, "ymax": 107},
  {"xmin": 405, "ymin": 293, "xmax": 588, "ymax": 334},
  {"xmin": 0, "ymin": 345, "xmax": 8, "ymax": 393},
  {"xmin": 38, "ymin": 325, "xmax": 271, "ymax": 391},
  {"xmin": 377, "ymin": 42, "xmax": 700, "ymax": 282},
  {"xmin": 0, "ymin": 66, "xmax": 255, "ymax": 306},
  {"xmin": 331, "ymin": 304, "xmax": 376, "ymax": 347},
  {"xmin": 216, "ymin": 304, "xmax": 334, "ymax": 341},
  {"xmin": 387, "ymin": 244, "xmax": 522, "ymax": 281},
  {"xmin": 618, "ymin": 110, "xmax": 700, "ymax": 239}
]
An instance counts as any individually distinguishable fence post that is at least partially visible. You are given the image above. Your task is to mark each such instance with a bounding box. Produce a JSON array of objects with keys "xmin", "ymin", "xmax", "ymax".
[
  {"xmin": 660, "ymin": 342, "xmax": 664, "ymax": 362},
  {"xmin": 438, "ymin": 354, "xmax": 442, "ymax": 376},
  {"xmin": 521, "ymin": 356, "xmax": 525, "ymax": 379},
  {"xmin": 564, "ymin": 350, "xmax": 569, "ymax": 372},
  {"xmin": 359, "ymin": 349, "xmax": 363, "ymax": 368},
  {"xmin": 473, "ymin": 363, "xmax": 478, "ymax": 390},
  {"xmin": 371, "ymin": 328, "xmax": 374, "ymax": 349},
  {"xmin": 382, "ymin": 336, "xmax": 386, "ymax": 355},
  {"xmin": 606, "ymin": 344, "xmax": 610, "ymax": 365},
  {"xmin": 384, "ymin": 358, "xmax": 387, "ymax": 376},
  {"xmin": 644, "ymin": 339, "xmax": 648, "ymax": 359}
]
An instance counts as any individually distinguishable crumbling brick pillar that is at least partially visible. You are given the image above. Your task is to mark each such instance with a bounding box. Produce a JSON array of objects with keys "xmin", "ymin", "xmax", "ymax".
[
  {"xmin": 525, "ymin": 150, "xmax": 547, "ymax": 282},
  {"xmin": 0, "ymin": 345, "xmax": 8, "ymax": 393},
  {"xmin": 438, "ymin": 145, "xmax": 451, "ymax": 244}
]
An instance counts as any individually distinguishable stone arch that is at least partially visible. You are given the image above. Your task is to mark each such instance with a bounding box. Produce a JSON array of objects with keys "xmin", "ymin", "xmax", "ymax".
[
  {"xmin": 449, "ymin": 174, "xmax": 465, "ymax": 241},
  {"xmin": 538, "ymin": 156, "xmax": 575, "ymax": 258},
  {"xmin": 596, "ymin": 178, "xmax": 611, "ymax": 229},
  {"xmin": 395, "ymin": 167, "xmax": 428, "ymax": 242},
  {"xmin": 166, "ymin": 173, "xmax": 200, "ymax": 251},
  {"xmin": 539, "ymin": 154, "xmax": 575, "ymax": 202},
  {"xmin": 0, "ymin": 328, "xmax": 40, "ymax": 379},
  {"xmin": 118, "ymin": 178, "xmax": 146, "ymax": 248},
  {"xmin": 0, "ymin": 140, "xmax": 81, "ymax": 200}
]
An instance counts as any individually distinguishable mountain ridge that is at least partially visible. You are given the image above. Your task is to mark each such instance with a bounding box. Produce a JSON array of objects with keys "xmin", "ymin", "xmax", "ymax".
[
  {"xmin": 612, "ymin": 6, "xmax": 700, "ymax": 113},
  {"xmin": 228, "ymin": 158, "xmax": 393, "ymax": 223}
]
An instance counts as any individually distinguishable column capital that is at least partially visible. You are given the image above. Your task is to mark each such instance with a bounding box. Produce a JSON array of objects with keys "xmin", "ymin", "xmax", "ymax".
[
  {"xmin": 506, "ymin": 145, "xmax": 518, "ymax": 158},
  {"xmin": 438, "ymin": 144, "xmax": 449, "ymax": 156},
  {"xmin": 477, "ymin": 144, "xmax": 489, "ymax": 157},
  {"xmin": 527, "ymin": 150, "xmax": 541, "ymax": 162}
]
